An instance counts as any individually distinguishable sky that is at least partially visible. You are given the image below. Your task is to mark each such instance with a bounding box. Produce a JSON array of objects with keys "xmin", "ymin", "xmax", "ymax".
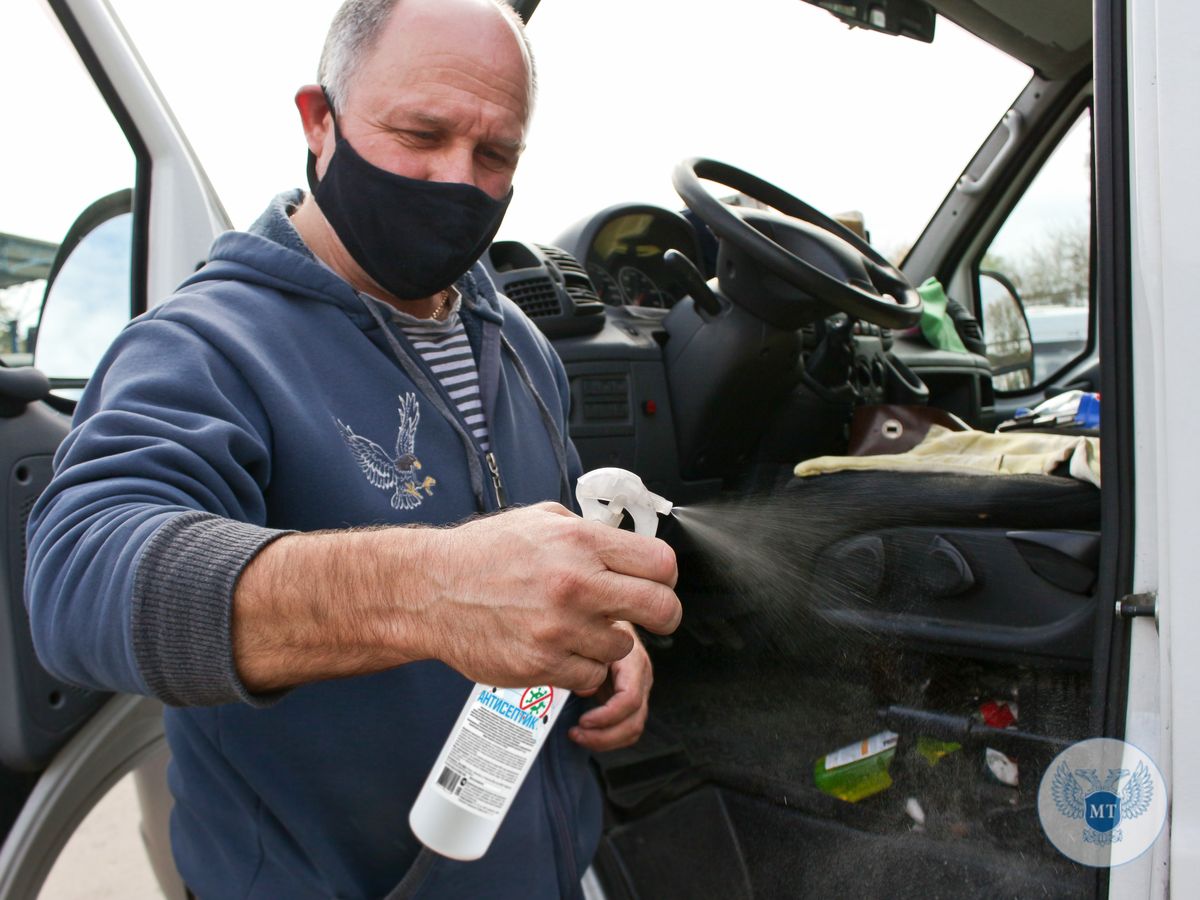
[
  {"xmin": 4, "ymin": 0, "xmax": 1035, "ymax": 318},
  {"xmin": 33, "ymin": 214, "xmax": 134, "ymax": 378}
]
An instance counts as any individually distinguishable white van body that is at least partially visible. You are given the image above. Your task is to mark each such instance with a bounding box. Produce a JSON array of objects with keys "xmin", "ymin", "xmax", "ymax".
[{"xmin": 1115, "ymin": 0, "xmax": 1200, "ymax": 894}]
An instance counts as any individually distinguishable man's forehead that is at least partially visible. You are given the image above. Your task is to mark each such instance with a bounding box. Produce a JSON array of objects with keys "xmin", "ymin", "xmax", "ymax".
[
  {"xmin": 348, "ymin": 24, "xmax": 532, "ymax": 136},
  {"xmin": 361, "ymin": 0, "xmax": 530, "ymax": 90},
  {"xmin": 340, "ymin": 4, "xmax": 532, "ymax": 126}
]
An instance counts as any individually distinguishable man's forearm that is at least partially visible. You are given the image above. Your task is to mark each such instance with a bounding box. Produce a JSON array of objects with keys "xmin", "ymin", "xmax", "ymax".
[
  {"xmin": 229, "ymin": 503, "xmax": 681, "ymax": 698},
  {"xmin": 232, "ymin": 528, "xmax": 436, "ymax": 692}
]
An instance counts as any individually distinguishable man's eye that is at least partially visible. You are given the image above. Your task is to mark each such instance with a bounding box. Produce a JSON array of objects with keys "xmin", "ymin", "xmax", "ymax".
[
  {"xmin": 478, "ymin": 148, "xmax": 517, "ymax": 169},
  {"xmin": 402, "ymin": 130, "xmax": 439, "ymax": 144}
]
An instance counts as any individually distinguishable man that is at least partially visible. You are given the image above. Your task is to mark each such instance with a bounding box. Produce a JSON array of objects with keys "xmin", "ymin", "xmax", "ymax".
[{"xmin": 24, "ymin": 0, "xmax": 681, "ymax": 896}]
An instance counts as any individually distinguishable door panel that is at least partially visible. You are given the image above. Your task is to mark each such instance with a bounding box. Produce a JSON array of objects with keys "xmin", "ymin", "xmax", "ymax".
[
  {"xmin": 0, "ymin": 394, "xmax": 102, "ymax": 773},
  {"xmin": 1, "ymin": 0, "xmax": 139, "ymax": 782},
  {"xmin": 1, "ymin": 0, "xmax": 226, "ymax": 893}
]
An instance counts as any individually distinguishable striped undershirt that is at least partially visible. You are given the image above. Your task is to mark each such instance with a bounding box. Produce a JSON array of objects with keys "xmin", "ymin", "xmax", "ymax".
[{"xmin": 364, "ymin": 290, "xmax": 492, "ymax": 452}]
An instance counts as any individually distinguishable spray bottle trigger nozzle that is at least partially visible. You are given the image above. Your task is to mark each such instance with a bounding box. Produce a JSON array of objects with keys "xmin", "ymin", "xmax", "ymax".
[{"xmin": 575, "ymin": 468, "xmax": 673, "ymax": 538}]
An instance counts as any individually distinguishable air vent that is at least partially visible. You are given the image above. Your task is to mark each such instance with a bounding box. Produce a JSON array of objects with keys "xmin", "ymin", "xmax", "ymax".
[
  {"xmin": 537, "ymin": 244, "xmax": 605, "ymax": 317},
  {"xmin": 481, "ymin": 241, "xmax": 607, "ymax": 338},
  {"xmin": 536, "ymin": 244, "xmax": 589, "ymax": 279},
  {"xmin": 505, "ymin": 277, "xmax": 562, "ymax": 318},
  {"xmin": 564, "ymin": 283, "xmax": 606, "ymax": 316}
]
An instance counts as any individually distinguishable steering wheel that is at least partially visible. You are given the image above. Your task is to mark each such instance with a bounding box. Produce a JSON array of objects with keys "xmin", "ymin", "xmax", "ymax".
[{"xmin": 673, "ymin": 158, "xmax": 923, "ymax": 330}]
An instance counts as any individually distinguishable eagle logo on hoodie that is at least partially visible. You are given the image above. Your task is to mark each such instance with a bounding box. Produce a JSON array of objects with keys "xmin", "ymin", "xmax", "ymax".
[{"xmin": 335, "ymin": 393, "xmax": 437, "ymax": 510}]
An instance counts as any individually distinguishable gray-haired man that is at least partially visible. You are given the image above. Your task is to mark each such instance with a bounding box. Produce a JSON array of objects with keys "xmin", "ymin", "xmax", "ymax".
[{"xmin": 25, "ymin": 0, "xmax": 681, "ymax": 896}]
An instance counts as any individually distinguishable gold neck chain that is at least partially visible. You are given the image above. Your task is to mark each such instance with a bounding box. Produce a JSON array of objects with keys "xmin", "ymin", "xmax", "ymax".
[{"xmin": 430, "ymin": 288, "xmax": 453, "ymax": 321}]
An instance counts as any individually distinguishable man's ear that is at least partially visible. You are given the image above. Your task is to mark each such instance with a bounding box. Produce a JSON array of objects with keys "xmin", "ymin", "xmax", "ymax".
[{"xmin": 295, "ymin": 85, "xmax": 333, "ymax": 158}]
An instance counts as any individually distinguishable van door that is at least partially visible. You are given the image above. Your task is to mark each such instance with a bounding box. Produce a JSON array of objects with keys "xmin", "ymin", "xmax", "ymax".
[{"xmin": 0, "ymin": 1, "xmax": 224, "ymax": 896}]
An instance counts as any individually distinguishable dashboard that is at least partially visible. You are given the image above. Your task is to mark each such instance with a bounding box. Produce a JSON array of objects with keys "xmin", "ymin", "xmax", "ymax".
[
  {"xmin": 480, "ymin": 198, "xmax": 994, "ymax": 496},
  {"xmin": 552, "ymin": 204, "xmax": 708, "ymax": 310}
]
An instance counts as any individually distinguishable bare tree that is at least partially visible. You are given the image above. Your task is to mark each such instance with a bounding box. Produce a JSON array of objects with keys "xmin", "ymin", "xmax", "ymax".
[{"xmin": 983, "ymin": 220, "xmax": 1089, "ymax": 308}]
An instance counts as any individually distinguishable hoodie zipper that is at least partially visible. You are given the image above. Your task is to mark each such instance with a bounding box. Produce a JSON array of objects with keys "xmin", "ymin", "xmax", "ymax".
[{"xmin": 484, "ymin": 451, "xmax": 508, "ymax": 509}]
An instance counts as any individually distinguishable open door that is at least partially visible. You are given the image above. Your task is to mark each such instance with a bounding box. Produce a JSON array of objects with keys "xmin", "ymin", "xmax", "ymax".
[{"xmin": 0, "ymin": 1, "xmax": 226, "ymax": 895}]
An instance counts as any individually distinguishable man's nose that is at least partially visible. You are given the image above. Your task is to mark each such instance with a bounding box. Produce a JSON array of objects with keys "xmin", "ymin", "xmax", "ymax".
[{"xmin": 427, "ymin": 147, "xmax": 478, "ymax": 188}]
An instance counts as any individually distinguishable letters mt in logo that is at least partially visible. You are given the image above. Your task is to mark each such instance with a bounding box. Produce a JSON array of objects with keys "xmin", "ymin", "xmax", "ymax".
[
  {"xmin": 1052, "ymin": 761, "xmax": 1154, "ymax": 847},
  {"xmin": 336, "ymin": 393, "xmax": 437, "ymax": 510},
  {"xmin": 1038, "ymin": 737, "xmax": 1166, "ymax": 866}
]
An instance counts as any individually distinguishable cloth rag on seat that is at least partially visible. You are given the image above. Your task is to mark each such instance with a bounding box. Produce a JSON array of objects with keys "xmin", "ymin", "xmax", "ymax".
[{"xmin": 794, "ymin": 425, "xmax": 1101, "ymax": 487}]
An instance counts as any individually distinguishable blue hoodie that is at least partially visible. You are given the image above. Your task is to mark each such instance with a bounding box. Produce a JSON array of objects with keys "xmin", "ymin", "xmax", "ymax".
[{"xmin": 25, "ymin": 193, "xmax": 599, "ymax": 898}]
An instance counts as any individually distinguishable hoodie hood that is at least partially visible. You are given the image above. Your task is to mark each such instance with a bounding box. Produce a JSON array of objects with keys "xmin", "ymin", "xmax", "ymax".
[{"xmin": 179, "ymin": 190, "xmax": 505, "ymax": 329}]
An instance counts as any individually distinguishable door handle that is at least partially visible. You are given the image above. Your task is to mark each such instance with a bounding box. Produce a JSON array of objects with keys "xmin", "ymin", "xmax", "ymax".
[{"xmin": 957, "ymin": 109, "xmax": 1024, "ymax": 196}]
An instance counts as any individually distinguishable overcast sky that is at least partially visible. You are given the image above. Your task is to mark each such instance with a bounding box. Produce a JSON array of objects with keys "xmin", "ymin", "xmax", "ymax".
[
  {"xmin": 105, "ymin": 0, "xmax": 1030, "ymax": 258},
  {"xmin": 6, "ymin": 0, "xmax": 1033, "ymax": 261}
]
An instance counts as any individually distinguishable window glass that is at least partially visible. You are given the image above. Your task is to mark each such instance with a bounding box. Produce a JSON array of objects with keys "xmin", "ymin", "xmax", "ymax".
[
  {"xmin": 979, "ymin": 110, "xmax": 1092, "ymax": 385},
  {"xmin": 37, "ymin": 210, "xmax": 134, "ymax": 382},
  {"xmin": 0, "ymin": 2, "xmax": 135, "ymax": 369}
]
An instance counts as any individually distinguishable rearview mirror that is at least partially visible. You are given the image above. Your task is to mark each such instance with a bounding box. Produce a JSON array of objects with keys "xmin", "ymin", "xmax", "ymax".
[
  {"xmin": 979, "ymin": 270, "xmax": 1034, "ymax": 392},
  {"xmin": 809, "ymin": 0, "xmax": 936, "ymax": 43}
]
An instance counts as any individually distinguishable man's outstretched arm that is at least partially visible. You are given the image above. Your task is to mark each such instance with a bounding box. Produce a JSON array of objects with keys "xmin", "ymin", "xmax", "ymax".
[
  {"xmin": 27, "ymin": 313, "xmax": 679, "ymax": 714},
  {"xmin": 231, "ymin": 503, "xmax": 679, "ymax": 697}
]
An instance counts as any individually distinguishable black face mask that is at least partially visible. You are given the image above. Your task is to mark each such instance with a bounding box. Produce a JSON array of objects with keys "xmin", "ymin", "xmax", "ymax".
[{"xmin": 307, "ymin": 106, "xmax": 512, "ymax": 301}]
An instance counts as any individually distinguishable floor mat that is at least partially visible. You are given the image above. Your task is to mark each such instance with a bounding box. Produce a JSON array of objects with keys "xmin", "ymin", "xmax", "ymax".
[
  {"xmin": 604, "ymin": 787, "xmax": 753, "ymax": 900},
  {"xmin": 722, "ymin": 789, "xmax": 1094, "ymax": 899}
]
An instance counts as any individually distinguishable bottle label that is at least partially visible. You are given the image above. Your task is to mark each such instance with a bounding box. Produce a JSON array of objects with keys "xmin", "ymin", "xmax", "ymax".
[
  {"xmin": 823, "ymin": 730, "xmax": 899, "ymax": 771},
  {"xmin": 434, "ymin": 685, "xmax": 557, "ymax": 817}
]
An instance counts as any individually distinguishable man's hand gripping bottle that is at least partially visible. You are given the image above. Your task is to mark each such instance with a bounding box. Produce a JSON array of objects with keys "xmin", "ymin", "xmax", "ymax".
[{"xmin": 409, "ymin": 468, "xmax": 672, "ymax": 860}]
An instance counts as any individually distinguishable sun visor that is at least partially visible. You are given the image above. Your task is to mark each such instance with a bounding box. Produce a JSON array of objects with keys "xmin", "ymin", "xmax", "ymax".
[{"xmin": 927, "ymin": 0, "xmax": 1091, "ymax": 78}]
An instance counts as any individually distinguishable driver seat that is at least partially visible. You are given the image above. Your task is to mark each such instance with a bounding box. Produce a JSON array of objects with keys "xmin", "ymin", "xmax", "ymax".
[{"xmin": 672, "ymin": 445, "xmax": 1101, "ymax": 667}]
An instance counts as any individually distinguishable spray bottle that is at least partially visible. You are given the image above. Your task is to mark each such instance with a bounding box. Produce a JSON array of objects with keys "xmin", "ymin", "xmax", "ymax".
[{"xmin": 409, "ymin": 468, "xmax": 673, "ymax": 860}]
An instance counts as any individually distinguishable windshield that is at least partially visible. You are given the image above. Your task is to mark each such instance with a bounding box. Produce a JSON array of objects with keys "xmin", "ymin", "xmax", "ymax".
[
  {"xmin": 510, "ymin": 0, "xmax": 1029, "ymax": 256},
  {"xmin": 111, "ymin": 0, "xmax": 1028, "ymax": 260}
]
